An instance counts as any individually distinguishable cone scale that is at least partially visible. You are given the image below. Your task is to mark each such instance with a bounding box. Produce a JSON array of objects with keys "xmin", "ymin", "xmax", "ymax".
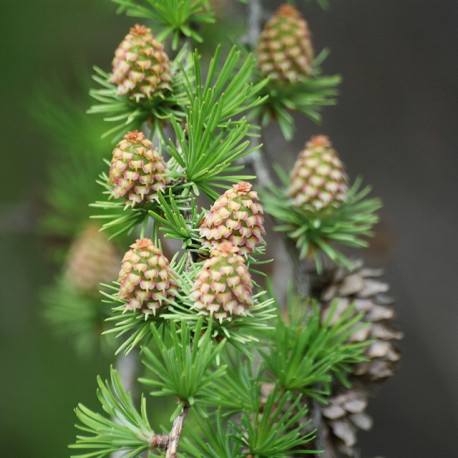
[{"xmin": 315, "ymin": 260, "xmax": 403, "ymax": 383}]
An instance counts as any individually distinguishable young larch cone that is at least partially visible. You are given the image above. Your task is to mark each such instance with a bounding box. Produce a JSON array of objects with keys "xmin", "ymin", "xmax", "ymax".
[
  {"xmin": 312, "ymin": 259, "xmax": 403, "ymax": 383},
  {"xmin": 65, "ymin": 223, "xmax": 121, "ymax": 295},
  {"xmin": 109, "ymin": 130, "xmax": 169, "ymax": 207},
  {"xmin": 111, "ymin": 24, "xmax": 171, "ymax": 102},
  {"xmin": 288, "ymin": 135, "xmax": 347, "ymax": 212},
  {"xmin": 199, "ymin": 182, "xmax": 265, "ymax": 255},
  {"xmin": 256, "ymin": 5, "xmax": 314, "ymax": 84},
  {"xmin": 192, "ymin": 242, "xmax": 253, "ymax": 321},
  {"xmin": 117, "ymin": 238, "xmax": 178, "ymax": 316}
]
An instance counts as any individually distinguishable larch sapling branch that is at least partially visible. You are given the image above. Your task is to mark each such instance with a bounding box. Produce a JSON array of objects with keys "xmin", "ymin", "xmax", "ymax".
[{"xmin": 165, "ymin": 404, "xmax": 190, "ymax": 458}]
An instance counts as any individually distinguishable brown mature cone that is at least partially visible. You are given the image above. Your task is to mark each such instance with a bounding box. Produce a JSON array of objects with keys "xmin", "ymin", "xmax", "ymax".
[
  {"xmin": 256, "ymin": 4, "xmax": 314, "ymax": 83},
  {"xmin": 312, "ymin": 259, "xmax": 403, "ymax": 383},
  {"xmin": 320, "ymin": 387, "xmax": 373, "ymax": 457}
]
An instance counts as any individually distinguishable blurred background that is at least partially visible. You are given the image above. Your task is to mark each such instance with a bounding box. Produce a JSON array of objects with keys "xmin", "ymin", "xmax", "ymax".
[{"xmin": 0, "ymin": 0, "xmax": 457, "ymax": 456}]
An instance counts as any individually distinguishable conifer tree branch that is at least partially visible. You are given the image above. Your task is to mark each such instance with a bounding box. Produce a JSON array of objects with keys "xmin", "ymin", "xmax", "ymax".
[
  {"xmin": 149, "ymin": 433, "xmax": 169, "ymax": 450},
  {"xmin": 243, "ymin": 2, "xmax": 335, "ymax": 455},
  {"xmin": 58, "ymin": 2, "xmax": 400, "ymax": 457},
  {"xmin": 241, "ymin": 0, "xmax": 272, "ymax": 190},
  {"xmin": 244, "ymin": 0, "xmax": 262, "ymax": 46},
  {"xmin": 166, "ymin": 404, "xmax": 190, "ymax": 458},
  {"xmin": 245, "ymin": 0, "xmax": 310, "ymax": 295}
]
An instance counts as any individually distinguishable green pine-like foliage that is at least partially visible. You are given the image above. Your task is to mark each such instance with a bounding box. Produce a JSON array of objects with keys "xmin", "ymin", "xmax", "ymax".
[{"xmin": 36, "ymin": 0, "xmax": 400, "ymax": 456}]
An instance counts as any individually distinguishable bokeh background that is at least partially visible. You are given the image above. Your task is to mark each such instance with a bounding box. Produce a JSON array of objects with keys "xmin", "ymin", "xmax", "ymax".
[{"xmin": 1, "ymin": 0, "xmax": 457, "ymax": 456}]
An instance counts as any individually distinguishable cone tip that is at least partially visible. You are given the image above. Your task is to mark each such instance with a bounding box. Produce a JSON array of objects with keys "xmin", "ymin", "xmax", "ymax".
[
  {"xmin": 133, "ymin": 238, "xmax": 154, "ymax": 250},
  {"xmin": 130, "ymin": 24, "xmax": 150, "ymax": 36},
  {"xmin": 309, "ymin": 135, "xmax": 331, "ymax": 148},
  {"xmin": 276, "ymin": 5, "xmax": 301, "ymax": 18},
  {"xmin": 234, "ymin": 182, "xmax": 252, "ymax": 193},
  {"xmin": 124, "ymin": 130, "xmax": 146, "ymax": 143}
]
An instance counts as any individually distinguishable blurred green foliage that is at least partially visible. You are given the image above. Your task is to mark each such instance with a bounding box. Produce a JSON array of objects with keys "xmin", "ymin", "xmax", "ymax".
[{"xmin": 0, "ymin": 1, "xmax": 131, "ymax": 456}]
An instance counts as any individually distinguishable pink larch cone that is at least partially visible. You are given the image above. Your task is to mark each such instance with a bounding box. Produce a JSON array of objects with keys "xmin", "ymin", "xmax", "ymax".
[
  {"xmin": 117, "ymin": 238, "xmax": 178, "ymax": 317},
  {"xmin": 192, "ymin": 242, "xmax": 253, "ymax": 321},
  {"xmin": 199, "ymin": 182, "xmax": 265, "ymax": 255},
  {"xmin": 111, "ymin": 24, "xmax": 171, "ymax": 102}
]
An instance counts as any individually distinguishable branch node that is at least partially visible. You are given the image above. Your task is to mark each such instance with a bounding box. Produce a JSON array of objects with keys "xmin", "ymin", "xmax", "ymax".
[{"xmin": 149, "ymin": 433, "xmax": 169, "ymax": 450}]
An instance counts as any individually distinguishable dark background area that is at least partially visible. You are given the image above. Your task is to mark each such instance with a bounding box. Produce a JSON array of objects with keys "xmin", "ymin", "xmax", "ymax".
[{"xmin": 0, "ymin": 0, "xmax": 457, "ymax": 456}]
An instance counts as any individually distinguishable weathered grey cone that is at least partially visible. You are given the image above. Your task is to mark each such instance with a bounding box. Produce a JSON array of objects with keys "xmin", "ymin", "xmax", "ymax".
[
  {"xmin": 260, "ymin": 383, "xmax": 372, "ymax": 458},
  {"xmin": 312, "ymin": 259, "xmax": 403, "ymax": 383},
  {"xmin": 262, "ymin": 261, "xmax": 401, "ymax": 456},
  {"xmin": 319, "ymin": 387, "xmax": 373, "ymax": 457},
  {"xmin": 305, "ymin": 260, "xmax": 402, "ymax": 457}
]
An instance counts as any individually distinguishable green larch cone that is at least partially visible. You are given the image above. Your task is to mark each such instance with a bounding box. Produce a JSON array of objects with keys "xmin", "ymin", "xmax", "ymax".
[
  {"xmin": 108, "ymin": 130, "xmax": 169, "ymax": 207},
  {"xmin": 65, "ymin": 223, "xmax": 121, "ymax": 296},
  {"xmin": 110, "ymin": 24, "xmax": 171, "ymax": 102},
  {"xmin": 313, "ymin": 259, "xmax": 403, "ymax": 383},
  {"xmin": 256, "ymin": 4, "xmax": 314, "ymax": 84},
  {"xmin": 192, "ymin": 242, "xmax": 253, "ymax": 321},
  {"xmin": 117, "ymin": 238, "xmax": 178, "ymax": 317},
  {"xmin": 288, "ymin": 135, "xmax": 348, "ymax": 212},
  {"xmin": 199, "ymin": 182, "xmax": 265, "ymax": 255}
]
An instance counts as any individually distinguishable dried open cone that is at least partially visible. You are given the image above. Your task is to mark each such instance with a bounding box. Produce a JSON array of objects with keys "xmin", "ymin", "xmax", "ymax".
[
  {"xmin": 312, "ymin": 259, "xmax": 403, "ymax": 383},
  {"xmin": 320, "ymin": 386, "xmax": 373, "ymax": 457}
]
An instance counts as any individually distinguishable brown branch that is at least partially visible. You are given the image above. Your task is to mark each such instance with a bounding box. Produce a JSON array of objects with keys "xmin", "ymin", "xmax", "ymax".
[
  {"xmin": 149, "ymin": 433, "xmax": 169, "ymax": 450},
  {"xmin": 243, "ymin": 3, "xmax": 338, "ymax": 456},
  {"xmin": 165, "ymin": 404, "xmax": 190, "ymax": 458},
  {"xmin": 146, "ymin": 404, "xmax": 190, "ymax": 456}
]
